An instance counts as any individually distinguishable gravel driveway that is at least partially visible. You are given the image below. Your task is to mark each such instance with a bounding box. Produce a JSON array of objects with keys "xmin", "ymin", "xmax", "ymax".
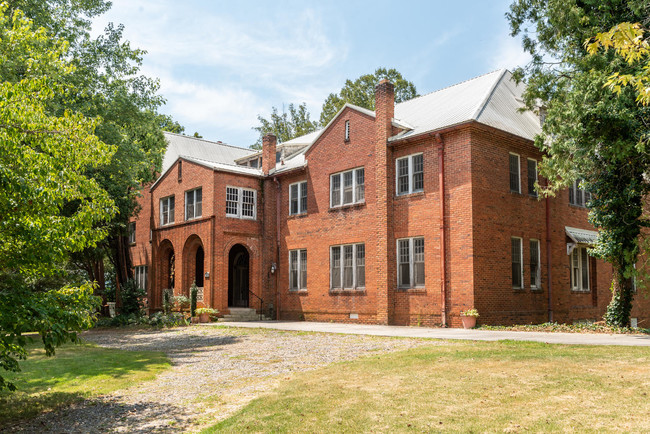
[{"xmin": 13, "ymin": 325, "xmax": 431, "ymax": 433}]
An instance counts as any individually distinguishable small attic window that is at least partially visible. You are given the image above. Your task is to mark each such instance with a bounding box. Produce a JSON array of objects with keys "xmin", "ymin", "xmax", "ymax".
[
  {"xmin": 276, "ymin": 150, "xmax": 282, "ymax": 163},
  {"xmin": 178, "ymin": 161, "xmax": 182, "ymax": 181},
  {"xmin": 345, "ymin": 120, "xmax": 350, "ymax": 142}
]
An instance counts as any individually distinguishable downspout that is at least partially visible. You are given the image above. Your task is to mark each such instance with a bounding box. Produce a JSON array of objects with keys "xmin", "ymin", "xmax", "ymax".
[
  {"xmin": 274, "ymin": 176, "xmax": 281, "ymax": 320},
  {"xmin": 546, "ymin": 196, "xmax": 553, "ymax": 322},
  {"xmin": 436, "ymin": 133, "xmax": 447, "ymax": 327}
]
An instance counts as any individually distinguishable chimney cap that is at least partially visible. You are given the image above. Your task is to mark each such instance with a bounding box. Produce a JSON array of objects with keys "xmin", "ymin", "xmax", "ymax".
[{"xmin": 378, "ymin": 79, "xmax": 390, "ymax": 84}]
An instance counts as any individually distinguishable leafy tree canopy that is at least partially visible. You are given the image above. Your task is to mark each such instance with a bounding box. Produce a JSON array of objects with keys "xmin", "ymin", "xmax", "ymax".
[{"xmin": 251, "ymin": 102, "xmax": 319, "ymax": 149}]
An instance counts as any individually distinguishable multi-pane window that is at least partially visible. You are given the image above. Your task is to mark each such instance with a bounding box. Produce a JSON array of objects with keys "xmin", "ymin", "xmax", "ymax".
[
  {"xmin": 530, "ymin": 239, "xmax": 540, "ymax": 289},
  {"xmin": 185, "ymin": 188, "xmax": 202, "ymax": 220},
  {"xmin": 290, "ymin": 181, "xmax": 308, "ymax": 215},
  {"xmin": 511, "ymin": 237, "xmax": 523, "ymax": 288},
  {"xmin": 134, "ymin": 265, "xmax": 148, "ymax": 290},
  {"xmin": 509, "ymin": 153, "xmax": 520, "ymax": 193},
  {"xmin": 330, "ymin": 168, "xmax": 364, "ymax": 207},
  {"xmin": 569, "ymin": 179, "xmax": 591, "ymax": 207},
  {"xmin": 289, "ymin": 249, "xmax": 307, "ymax": 290},
  {"xmin": 128, "ymin": 222, "xmax": 136, "ymax": 244},
  {"xmin": 527, "ymin": 159, "xmax": 538, "ymax": 197},
  {"xmin": 396, "ymin": 153, "xmax": 424, "ymax": 196},
  {"xmin": 397, "ymin": 237, "xmax": 425, "ymax": 288},
  {"xmin": 160, "ymin": 196, "xmax": 175, "ymax": 226},
  {"xmin": 571, "ymin": 246, "xmax": 590, "ymax": 291},
  {"xmin": 330, "ymin": 243, "xmax": 365, "ymax": 289},
  {"xmin": 226, "ymin": 186, "xmax": 257, "ymax": 219}
]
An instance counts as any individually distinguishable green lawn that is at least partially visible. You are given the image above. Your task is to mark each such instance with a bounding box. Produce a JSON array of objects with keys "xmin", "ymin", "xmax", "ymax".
[
  {"xmin": 208, "ymin": 340, "xmax": 650, "ymax": 433},
  {"xmin": 0, "ymin": 342, "xmax": 169, "ymax": 427}
]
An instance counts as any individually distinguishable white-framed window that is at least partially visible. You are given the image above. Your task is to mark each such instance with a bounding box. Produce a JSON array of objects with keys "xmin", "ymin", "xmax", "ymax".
[
  {"xmin": 289, "ymin": 249, "xmax": 307, "ymax": 290},
  {"xmin": 509, "ymin": 153, "xmax": 520, "ymax": 193},
  {"xmin": 128, "ymin": 222, "xmax": 136, "ymax": 244},
  {"xmin": 569, "ymin": 179, "xmax": 591, "ymax": 207},
  {"xmin": 330, "ymin": 243, "xmax": 365, "ymax": 289},
  {"xmin": 226, "ymin": 186, "xmax": 257, "ymax": 219},
  {"xmin": 330, "ymin": 168, "xmax": 364, "ymax": 208},
  {"xmin": 530, "ymin": 239, "xmax": 541, "ymax": 289},
  {"xmin": 527, "ymin": 159, "xmax": 538, "ymax": 197},
  {"xmin": 185, "ymin": 188, "xmax": 202, "ymax": 221},
  {"xmin": 511, "ymin": 237, "xmax": 523, "ymax": 289},
  {"xmin": 289, "ymin": 181, "xmax": 308, "ymax": 215},
  {"xmin": 571, "ymin": 246, "xmax": 590, "ymax": 291},
  {"xmin": 160, "ymin": 196, "xmax": 175, "ymax": 226},
  {"xmin": 344, "ymin": 120, "xmax": 350, "ymax": 141},
  {"xmin": 397, "ymin": 237, "xmax": 425, "ymax": 288},
  {"xmin": 134, "ymin": 265, "xmax": 148, "ymax": 290},
  {"xmin": 396, "ymin": 153, "xmax": 424, "ymax": 196}
]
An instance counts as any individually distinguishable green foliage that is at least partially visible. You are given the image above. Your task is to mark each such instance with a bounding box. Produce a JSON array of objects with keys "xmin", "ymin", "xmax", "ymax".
[
  {"xmin": 460, "ymin": 308, "xmax": 479, "ymax": 318},
  {"xmin": 251, "ymin": 102, "xmax": 319, "ymax": 148},
  {"xmin": 507, "ymin": 0, "xmax": 650, "ymax": 326},
  {"xmin": 173, "ymin": 295, "xmax": 190, "ymax": 311},
  {"xmin": 119, "ymin": 279, "xmax": 146, "ymax": 317},
  {"xmin": 190, "ymin": 281, "xmax": 198, "ymax": 317},
  {"xmin": 478, "ymin": 321, "xmax": 648, "ymax": 334},
  {"xmin": 94, "ymin": 312, "xmax": 187, "ymax": 328},
  {"xmin": 162, "ymin": 289, "xmax": 173, "ymax": 315},
  {"xmin": 319, "ymin": 67, "xmax": 418, "ymax": 125}
]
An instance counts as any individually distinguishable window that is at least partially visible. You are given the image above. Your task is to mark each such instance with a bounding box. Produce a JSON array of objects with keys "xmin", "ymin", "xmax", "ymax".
[
  {"xmin": 226, "ymin": 186, "xmax": 257, "ymax": 219},
  {"xmin": 396, "ymin": 153, "xmax": 424, "ymax": 196},
  {"xmin": 185, "ymin": 188, "xmax": 202, "ymax": 220},
  {"xmin": 249, "ymin": 158, "xmax": 258, "ymax": 168},
  {"xmin": 160, "ymin": 196, "xmax": 175, "ymax": 226},
  {"xmin": 527, "ymin": 159, "xmax": 538, "ymax": 196},
  {"xmin": 569, "ymin": 179, "xmax": 591, "ymax": 207},
  {"xmin": 290, "ymin": 181, "xmax": 308, "ymax": 215},
  {"xmin": 571, "ymin": 246, "xmax": 590, "ymax": 291},
  {"xmin": 134, "ymin": 265, "xmax": 148, "ymax": 290},
  {"xmin": 178, "ymin": 161, "xmax": 182, "ymax": 181},
  {"xmin": 289, "ymin": 249, "xmax": 307, "ymax": 290},
  {"xmin": 509, "ymin": 153, "xmax": 520, "ymax": 193},
  {"xmin": 128, "ymin": 222, "xmax": 136, "ymax": 244},
  {"xmin": 511, "ymin": 237, "xmax": 523, "ymax": 288},
  {"xmin": 276, "ymin": 150, "xmax": 281, "ymax": 163},
  {"xmin": 330, "ymin": 168, "xmax": 364, "ymax": 207},
  {"xmin": 345, "ymin": 120, "xmax": 350, "ymax": 141},
  {"xmin": 530, "ymin": 239, "xmax": 540, "ymax": 289},
  {"xmin": 330, "ymin": 243, "xmax": 365, "ymax": 289},
  {"xmin": 397, "ymin": 237, "xmax": 425, "ymax": 288}
]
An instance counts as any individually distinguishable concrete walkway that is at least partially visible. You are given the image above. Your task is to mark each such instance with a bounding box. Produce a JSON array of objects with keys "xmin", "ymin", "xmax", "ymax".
[{"xmin": 214, "ymin": 320, "xmax": 650, "ymax": 347}]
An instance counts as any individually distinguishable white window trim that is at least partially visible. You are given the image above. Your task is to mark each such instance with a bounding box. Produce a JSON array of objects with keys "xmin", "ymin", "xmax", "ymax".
[
  {"xmin": 226, "ymin": 186, "xmax": 257, "ymax": 220},
  {"xmin": 289, "ymin": 249, "xmax": 307, "ymax": 291},
  {"xmin": 530, "ymin": 238, "xmax": 541, "ymax": 289},
  {"xmin": 330, "ymin": 167, "xmax": 365, "ymax": 208},
  {"xmin": 512, "ymin": 236, "xmax": 524, "ymax": 289},
  {"xmin": 159, "ymin": 195, "xmax": 174, "ymax": 226},
  {"xmin": 571, "ymin": 246, "xmax": 590, "ymax": 292},
  {"xmin": 527, "ymin": 158, "xmax": 538, "ymax": 197},
  {"xmin": 128, "ymin": 222, "xmax": 136, "ymax": 244},
  {"xmin": 330, "ymin": 243, "xmax": 365, "ymax": 290},
  {"xmin": 395, "ymin": 153, "xmax": 424, "ymax": 196},
  {"xmin": 185, "ymin": 188, "xmax": 202, "ymax": 221},
  {"xmin": 344, "ymin": 120, "xmax": 350, "ymax": 141},
  {"xmin": 289, "ymin": 181, "xmax": 307, "ymax": 215},
  {"xmin": 396, "ymin": 237, "xmax": 425, "ymax": 289},
  {"xmin": 509, "ymin": 153, "xmax": 521, "ymax": 194},
  {"xmin": 134, "ymin": 265, "xmax": 148, "ymax": 290}
]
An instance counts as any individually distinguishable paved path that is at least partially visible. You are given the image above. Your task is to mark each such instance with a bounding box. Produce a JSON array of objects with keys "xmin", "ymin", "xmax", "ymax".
[{"xmin": 214, "ymin": 321, "xmax": 650, "ymax": 346}]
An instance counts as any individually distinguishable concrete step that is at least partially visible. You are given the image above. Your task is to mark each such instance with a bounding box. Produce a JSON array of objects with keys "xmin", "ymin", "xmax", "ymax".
[{"xmin": 221, "ymin": 309, "xmax": 272, "ymax": 322}]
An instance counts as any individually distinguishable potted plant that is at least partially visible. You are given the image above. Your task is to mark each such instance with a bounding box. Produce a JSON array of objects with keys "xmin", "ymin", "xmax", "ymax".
[
  {"xmin": 460, "ymin": 308, "xmax": 479, "ymax": 329},
  {"xmin": 195, "ymin": 307, "xmax": 219, "ymax": 323}
]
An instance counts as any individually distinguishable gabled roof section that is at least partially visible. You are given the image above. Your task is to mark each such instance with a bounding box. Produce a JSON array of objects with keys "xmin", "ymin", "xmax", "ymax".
[{"xmin": 162, "ymin": 132, "xmax": 255, "ymax": 172}]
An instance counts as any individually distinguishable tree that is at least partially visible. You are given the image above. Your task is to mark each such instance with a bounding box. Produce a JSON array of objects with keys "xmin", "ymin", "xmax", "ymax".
[
  {"xmin": 0, "ymin": 6, "xmax": 116, "ymax": 390},
  {"xmin": 319, "ymin": 67, "xmax": 418, "ymax": 125},
  {"xmin": 251, "ymin": 102, "xmax": 319, "ymax": 149},
  {"xmin": 507, "ymin": 0, "xmax": 650, "ymax": 326}
]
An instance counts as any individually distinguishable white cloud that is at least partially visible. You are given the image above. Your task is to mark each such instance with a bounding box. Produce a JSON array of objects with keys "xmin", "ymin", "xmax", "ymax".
[{"xmin": 489, "ymin": 34, "xmax": 532, "ymax": 71}]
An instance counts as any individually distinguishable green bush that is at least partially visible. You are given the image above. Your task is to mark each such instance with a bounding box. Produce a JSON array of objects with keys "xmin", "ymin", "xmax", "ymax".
[
  {"xmin": 94, "ymin": 312, "xmax": 188, "ymax": 328},
  {"xmin": 162, "ymin": 289, "xmax": 172, "ymax": 314},
  {"xmin": 119, "ymin": 279, "xmax": 146, "ymax": 317},
  {"xmin": 190, "ymin": 281, "xmax": 198, "ymax": 317}
]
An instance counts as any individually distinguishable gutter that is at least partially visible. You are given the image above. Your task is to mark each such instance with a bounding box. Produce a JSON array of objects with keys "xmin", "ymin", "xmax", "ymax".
[
  {"xmin": 436, "ymin": 133, "xmax": 448, "ymax": 327},
  {"xmin": 546, "ymin": 196, "xmax": 553, "ymax": 322},
  {"xmin": 274, "ymin": 177, "xmax": 281, "ymax": 320}
]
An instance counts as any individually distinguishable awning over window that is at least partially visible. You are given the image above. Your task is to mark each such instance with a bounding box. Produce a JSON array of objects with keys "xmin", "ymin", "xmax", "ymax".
[{"xmin": 565, "ymin": 227, "xmax": 598, "ymax": 255}]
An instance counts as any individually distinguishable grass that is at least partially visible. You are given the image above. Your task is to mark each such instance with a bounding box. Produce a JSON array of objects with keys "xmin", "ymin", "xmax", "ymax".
[
  {"xmin": 207, "ymin": 340, "xmax": 650, "ymax": 433},
  {"xmin": 477, "ymin": 322, "xmax": 650, "ymax": 334},
  {"xmin": 0, "ymin": 342, "xmax": 170, "ymax": 427}
]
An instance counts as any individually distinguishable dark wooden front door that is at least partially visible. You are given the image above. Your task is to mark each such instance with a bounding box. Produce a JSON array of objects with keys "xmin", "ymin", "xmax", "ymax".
[{"xmin": 228, "ymin": 244, "xmax": 249, "ymax": 307}]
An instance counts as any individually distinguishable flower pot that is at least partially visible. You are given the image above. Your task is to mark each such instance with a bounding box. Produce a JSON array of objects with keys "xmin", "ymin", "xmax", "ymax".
[
  {"xmin": 461, "ymin": 316, "xmax": 476, "ymax": 329},
  {"xmin": 191, "ymin": 316, "xmax": 200, "ymax": 324},
  {"xmin": 199, "ymin": 312, "xmax": 211, "ymax": 323}
]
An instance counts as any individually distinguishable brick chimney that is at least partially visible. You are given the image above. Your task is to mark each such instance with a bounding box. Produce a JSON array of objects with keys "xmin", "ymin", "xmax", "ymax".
[
  {"xmin": 374, "ymin": 79, "xmax": 394, "ymax": 325},
  {"xmin": 262, "ymin": 134, "xmax": 277, "ymax": 175}
]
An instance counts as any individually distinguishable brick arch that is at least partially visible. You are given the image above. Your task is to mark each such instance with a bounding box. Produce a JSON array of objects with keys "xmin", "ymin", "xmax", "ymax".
[
  {"xmin": 181, "ymin": 234, "xmax": 205, "ymax": 295},
  {"xmin": 157, "ymin": 239, "xmax": 175, "ymax": 307}
]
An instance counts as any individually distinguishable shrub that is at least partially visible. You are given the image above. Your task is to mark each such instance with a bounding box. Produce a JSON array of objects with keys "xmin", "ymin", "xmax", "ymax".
[
  {"xmin": 190, "ymin": 281, "xmax": 198, "ymax": 317},
  {"xmin": 173, "ymin": 295, "xmax": 190, "ymax": 311},
  {"xmin": 120, "ymin": 279, "xmax": 146, "ymax": 317},
  {"xmin": 162, "ymin": 289, "xmax": 173, "ymax": 314}
]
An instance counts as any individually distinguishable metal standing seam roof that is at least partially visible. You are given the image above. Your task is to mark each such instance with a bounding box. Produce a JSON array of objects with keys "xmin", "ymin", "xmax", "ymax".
[
  {"xmin": 162, "ymin": 132, "xmax": 255, "ymax": 173},
  {"xmin": 565, "ymin": 226, "xmax": 599, "ymax": 245}
]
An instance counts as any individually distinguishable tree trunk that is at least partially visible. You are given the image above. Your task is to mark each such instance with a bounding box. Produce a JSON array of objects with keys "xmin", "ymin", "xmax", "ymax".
[
  {"xmin": 110, "ymin": 233, "xmax": 133, "ymax": 309},
  {"xmin": 605, "ymin": 267, "xmax": 634, "ymax": 327}
]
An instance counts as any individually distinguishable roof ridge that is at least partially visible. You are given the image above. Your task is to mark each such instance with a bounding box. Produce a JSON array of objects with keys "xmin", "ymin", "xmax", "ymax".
[
  {"xmin": 471, "ymin": 69, "xmax": 508, "ymax": 121},
  {"xmin": 396, "ymin": 69, "xmax": 507, "ymax": 107},
  {"xmin": 163, "ymin": 131, "xmax": 254, "ymax": 153},
  {"xmin": 180, "ymin": 154, "xmax": 256, "ymax": 169}
]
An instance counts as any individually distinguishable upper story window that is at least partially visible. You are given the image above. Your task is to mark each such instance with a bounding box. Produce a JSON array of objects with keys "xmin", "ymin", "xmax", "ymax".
[
  {"xmin": 509, "ymin": 153, "xmax": 520, "ymax": 193},
  {"xmin": 511, "ymin": 237, "xmax": 523, "ymax": 289},
  {"xmin": 396, "ymin": 153, "xmax": 424, "ymax": 196},
  {"xmin": 569, "ymin": 179, "xmax": 591, "ymax": 207},
  {"xmin": 397, "ymin": 237, "xmax": 425, "ymax": 288},
  {"xmin": 330, "ymin": 167, "xmax": 364, "ymax": 208},
  {"xmin": 290, "ymin": 181, "xmax": 308, "ymax": 215},
  {"xmin": 330, "ymin": 243, "xmax": 365, "ymax": 290},
  {"xmin": 185, "ymin": 188, "xmax": 202, "ymax": 221},
  {"xmin": 226, "ymin": 186, "xmax": 257, "ymax": 220},
  {"xmin": 527, "ymin": 159, "xmax": 538, "ymax": 197},
  {"xmin": 571, "ymin": 246, "xmax": 590, "ymax": 291},
  {"xmin": 344, "ymin": 120, "xmax": 350, "ymax": 141},
  {"xmin": 160, "ymin": 196, "xmax": 175, "ymax": 226},
  {"xmin": 128, "ymin": 222, "xmax": 136, "ymax": 244},
  {"xmin": 289, "ymin": 249, "xmax": 307, "ymax": 291}
]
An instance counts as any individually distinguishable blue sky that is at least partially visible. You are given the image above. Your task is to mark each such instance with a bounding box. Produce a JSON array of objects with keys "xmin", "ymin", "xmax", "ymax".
[{"xmin": 91, "ymin": 0, "xmax": 530, "ymax": 148}]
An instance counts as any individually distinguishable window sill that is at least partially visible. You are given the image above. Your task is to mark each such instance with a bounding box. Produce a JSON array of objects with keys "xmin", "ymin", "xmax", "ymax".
[
  {"xmin": 512, "ymin": 286, "xmax": 525, "ymax": 291},
  {"xmin": 289, "ymin": 289, "xmax": 308, "ymax": 294},
  {"xmin": 571, "ymin": 289, "xmax": 591, "ymax": 293},
  {"xmin": 129, "ymin": 242, "xmax": 136, "ymax": 247},
  {"xmin": 226, "ymin": 215, "xmax": 257, "ymax": 221},
  {"xmin": 396, "ymin": 287, "xmax": 426, "ymax": 293},
  {"xmin": 287, "ymin": 212, "xmax": 308, "ymax": 220},
  {"xmin": 185, "ymin": 216, "xmax": 203, "ymax": 222},
  {"xmin": 531, "ymin": 287, "xmax": 543, "ymax": 292},
  {"xmin": 329, "ymin": 202, "xmax": 365, "ymax": 212},
  {"xmin": 395, "ymin": 191, "xmax": 424, "ymax": 200},
  {"xmin": 329, "ymin": 288, "xmax": 366, "ymax": 295},
  {"xmin": 569, "ymin": 204, "xmax": 588, "ymax": 210}
]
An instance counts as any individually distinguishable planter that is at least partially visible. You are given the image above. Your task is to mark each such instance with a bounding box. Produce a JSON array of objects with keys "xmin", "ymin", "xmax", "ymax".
[
  {"xmin": 461, "ymin": 316, "xmax": 477, "ymax": 329},
  {"xmin": 190, "ymin": 316, "xmax": 200, "ymax": 324},
  {"xmin": 107, "ymin": 302, "xmax": 116, "ymax": 318},
  {"xmin": 199, "ymin": 312, "xmax": 211, "ymax": 323}
]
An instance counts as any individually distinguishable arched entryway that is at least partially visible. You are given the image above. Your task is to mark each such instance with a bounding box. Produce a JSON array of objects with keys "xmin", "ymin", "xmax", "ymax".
[
  {"xmin": 228, "ymin": 244, "xmax": 249, "ymax": 307},
  {"xmin": 195, "ymin": 246, "xmax": 204, "ymax": 287},
  {"xmin": 182, "ymin": 235, "xmax": 205, "ymax": 296},
  {"xmin": 158, "ymin": 240, "xmax": 175, "ymax": 308}
]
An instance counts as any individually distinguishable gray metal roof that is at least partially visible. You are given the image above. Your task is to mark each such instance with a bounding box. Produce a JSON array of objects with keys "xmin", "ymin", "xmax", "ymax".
[
  {"xmin": 566, "ymin": 226, "xmax": 598, "ymax": 245},
  {"xmin": 162, "ymin": 132, "xmax": 255, "ymax": 172}
]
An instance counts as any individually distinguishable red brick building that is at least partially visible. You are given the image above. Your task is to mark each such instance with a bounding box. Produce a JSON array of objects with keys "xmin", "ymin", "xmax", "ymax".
[{"xmin": 129, "ymin": 70, "xmax": 648, "ymax": 327}]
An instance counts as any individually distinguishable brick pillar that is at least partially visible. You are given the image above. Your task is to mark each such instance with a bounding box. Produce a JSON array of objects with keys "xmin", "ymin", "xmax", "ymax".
[
  {"xmin": 262, "ymin": 134, "xmax": 277, "ymax": 175},
  {"xmin": 375, "ymin": 79, "xmax": 394, "ymax": 324}
]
